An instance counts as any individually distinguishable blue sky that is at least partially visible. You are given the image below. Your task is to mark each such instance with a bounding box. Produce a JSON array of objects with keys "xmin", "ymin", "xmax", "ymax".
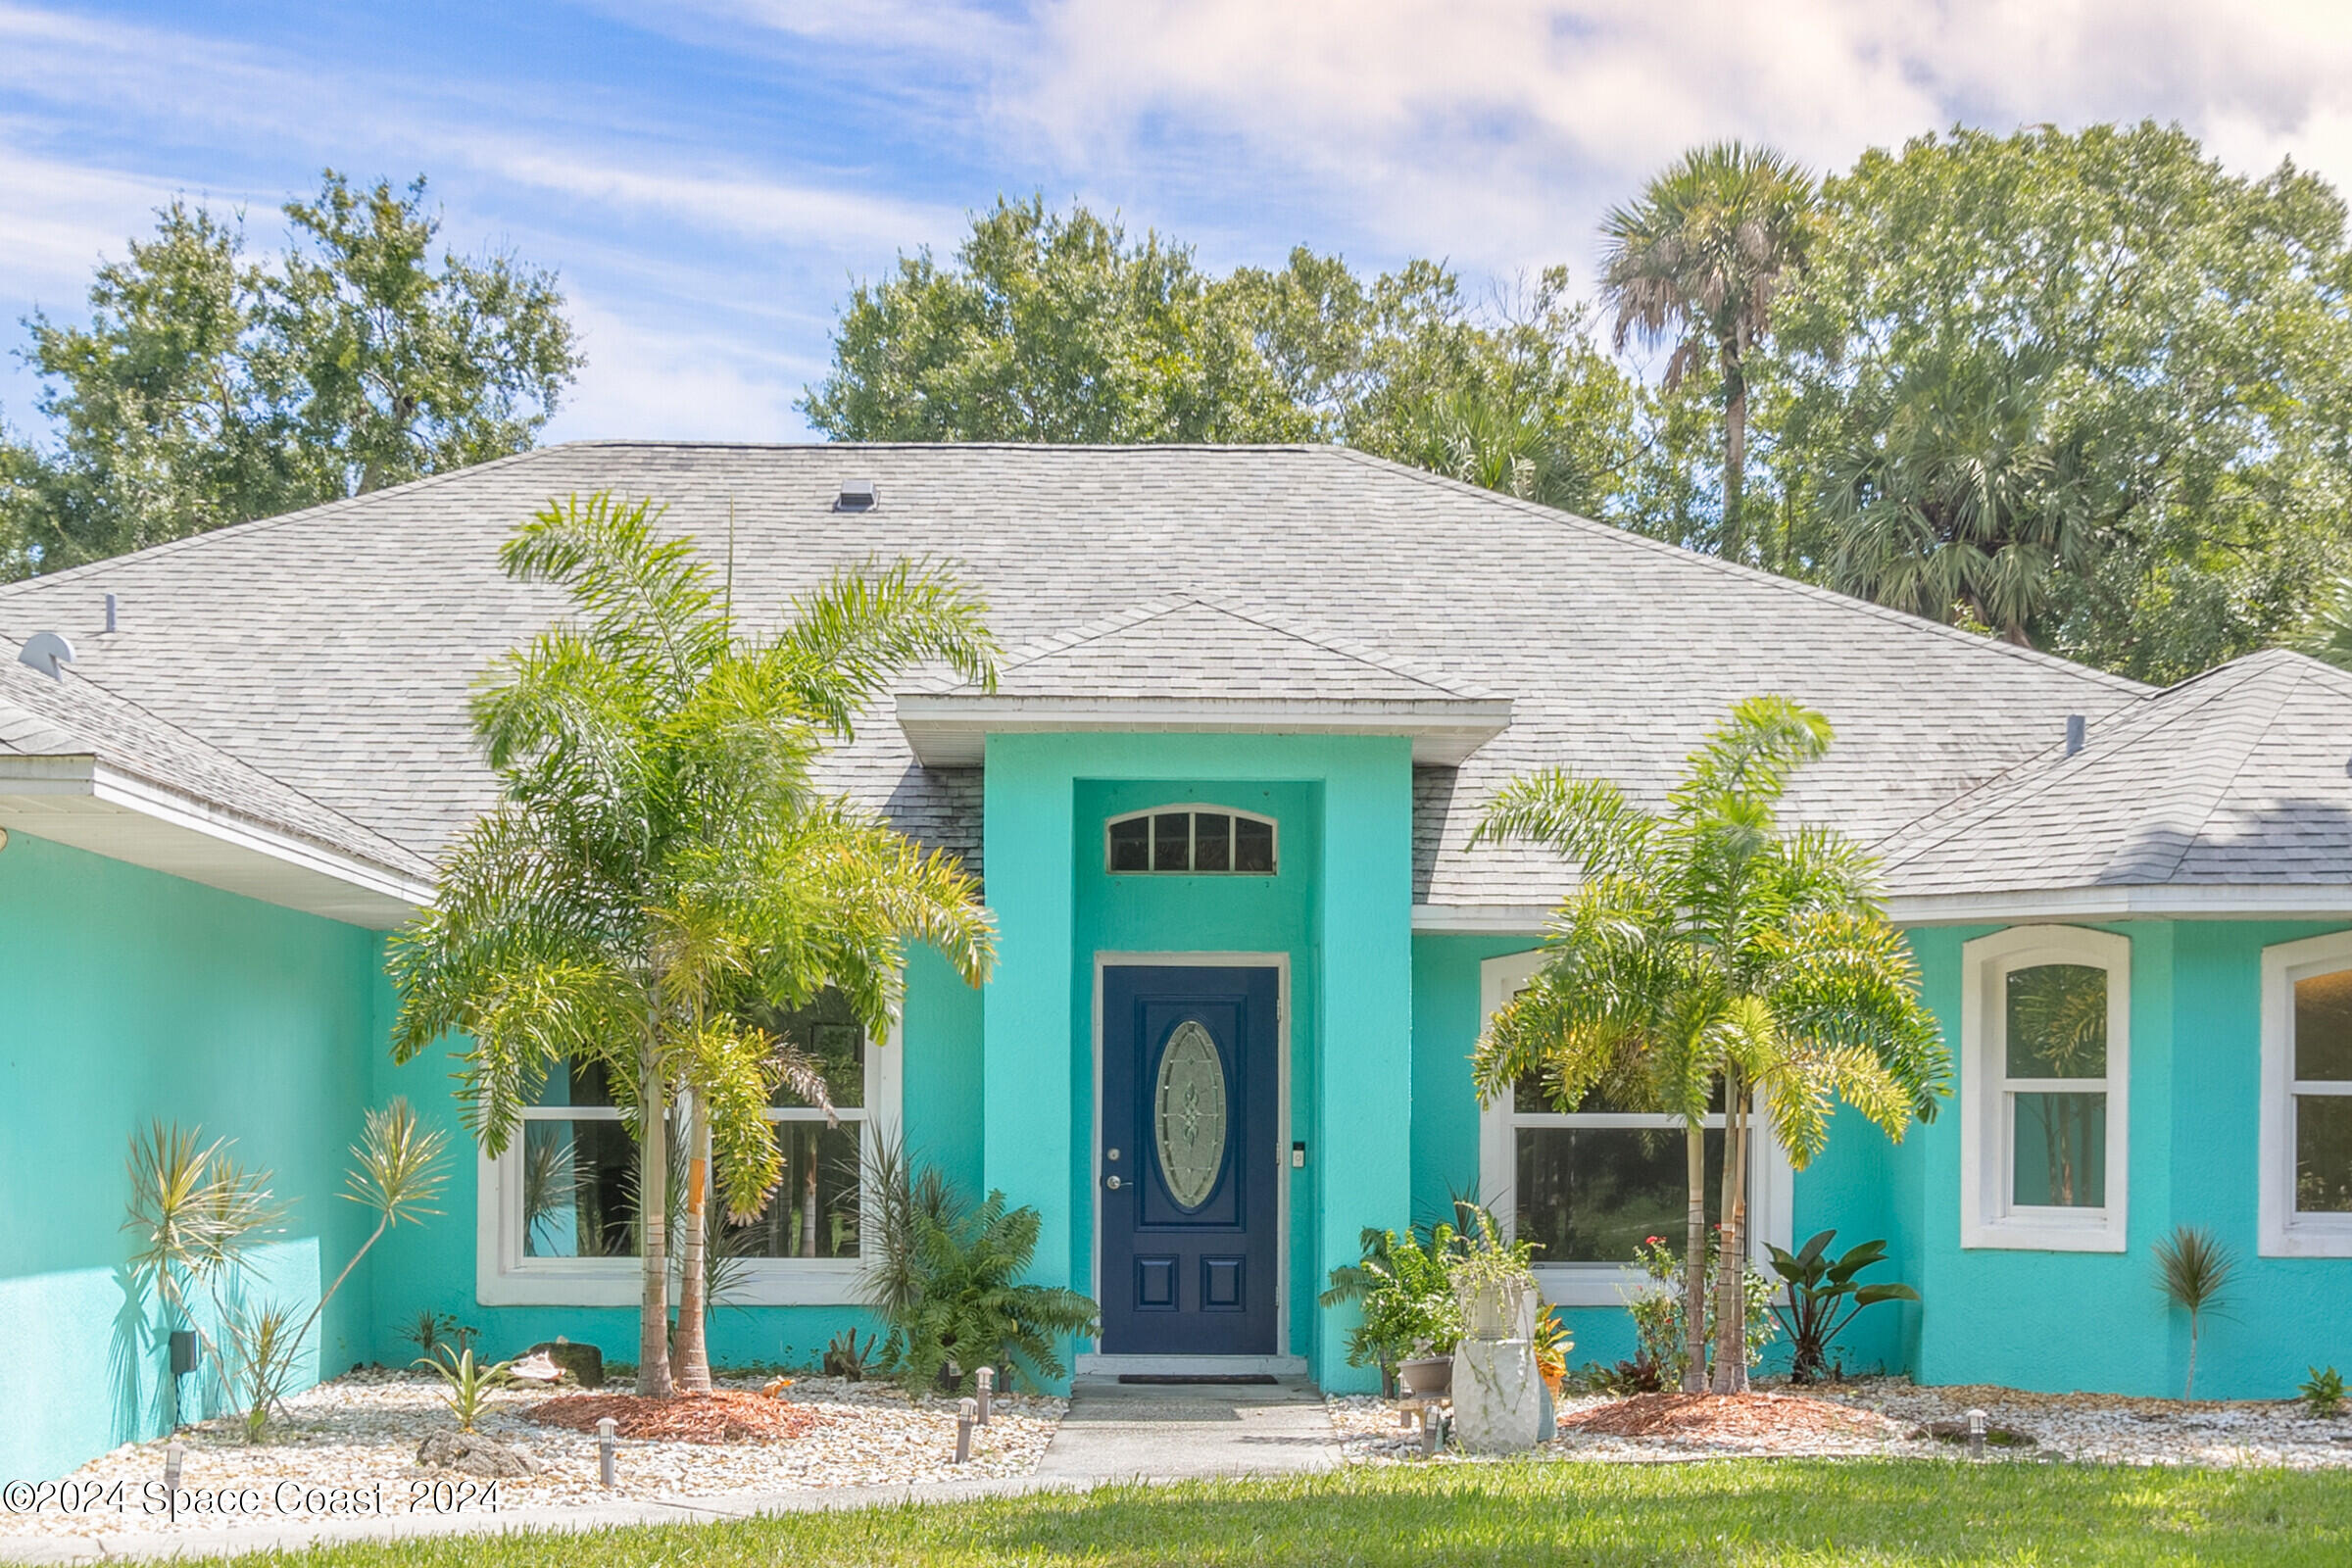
[{"xmin": 6, "ymin": 1, "xmax": 2352, "ymax": 445}]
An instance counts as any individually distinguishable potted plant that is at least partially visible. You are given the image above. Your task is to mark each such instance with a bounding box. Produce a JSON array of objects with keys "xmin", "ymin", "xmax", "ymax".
[{"xmin": 1323, "ymin": 1224, "xmax": 1463, "ymax": 1397}]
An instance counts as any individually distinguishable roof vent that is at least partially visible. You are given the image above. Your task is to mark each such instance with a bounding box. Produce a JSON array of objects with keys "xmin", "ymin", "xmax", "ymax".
[
  {"xmin": 18, "ymin": 631, "xmax": 75, "ymax": 682},
  {"xmin": 2065, "ymin": 713, "xmax": 2086, "ymax": 757},
  {"xmin": 834, "ymin": 478, "xmax": 879, "ymax": 513}
]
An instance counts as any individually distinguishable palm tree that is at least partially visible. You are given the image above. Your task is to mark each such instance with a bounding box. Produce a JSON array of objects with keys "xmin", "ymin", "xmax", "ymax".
[
  {"xmin": 1600, "ymin": 143, "xmax": 1816, "ymax": 566},
  {"xmin": 1473, "ymin": 698, "xmax": 1947, "ymax": 1393},
  {"xmin": 1821, "ymin": 348, "xmax": 2100, "ymax": 648},
  {"xmin": 390, "ymin": 491, "xmax": 1000, "ymax": 1396}
]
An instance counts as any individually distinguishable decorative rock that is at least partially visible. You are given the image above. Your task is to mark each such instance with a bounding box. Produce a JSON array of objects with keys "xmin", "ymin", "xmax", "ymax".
[
  {"xmin": 526, "ymin": 1340, "xmax": 605, "ymax": 1388},
  {"xmin": 416, "ymin": 1431, "xmax": 541, "ymax": 1477},
  {"xmin": 508, "ymin": 1352, "xmax": 563, "ymax": 1384},
  {"xmin": 1450, "ymin": 1339, "xmax": 1541, "ymax": 1453}
]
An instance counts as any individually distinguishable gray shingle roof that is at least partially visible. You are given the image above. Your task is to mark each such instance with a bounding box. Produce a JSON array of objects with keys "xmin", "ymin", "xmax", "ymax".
[
  {"xmin": 1877, "ymin": 649, "xmax": 2352, "ymax": 896},
  {"xmin": 0, "ymin": 442, "xmax": 2150, "ymax": 908},
  {"xmin": 920, "ymin": 595, "xmax": 1481, "ymax": 701},
  {"xmin": 0, "ymin": 634, "xmax": 433, "ymax": 879}
]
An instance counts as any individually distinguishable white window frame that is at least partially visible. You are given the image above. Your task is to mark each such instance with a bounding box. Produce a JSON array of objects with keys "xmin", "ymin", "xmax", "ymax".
[
  {"xmin": 476, "ymin": 1021, "xmax": 899, "ymax": 1306},
  {"xmin": 1104, "ymin": 805, "xmax": 1279, "ymax": 875},
  {"xmin": 1476, "ymin": 950, "xmax": 1791, "ymax": 1308},
  {"xmin": 2261, "ymin": 929, "xmax": 2352, "ymax": 1257},
  {"xmin": 1960, "ymin": 925, "xmax": 2130, "ymax": 1251}
]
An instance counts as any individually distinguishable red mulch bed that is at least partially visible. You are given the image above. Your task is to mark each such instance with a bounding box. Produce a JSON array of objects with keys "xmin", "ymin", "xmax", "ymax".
[
  {"xmin": 1560, "ymin": 1392, "xmax": 1899, "ymax": 1445},
  {"xmin": 523, "ymin": 1392, "xmax": 816, "ymax": 1444}
]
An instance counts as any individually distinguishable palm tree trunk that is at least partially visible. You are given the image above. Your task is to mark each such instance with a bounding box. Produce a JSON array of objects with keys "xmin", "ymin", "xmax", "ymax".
[
  {"xmin": 637, "ymin": 1044, "xmax": 675, "ymax": 1399},
  {"xmin": 1721, "ymin": 346, "xmax": 1747, "ymax": 564},
  {"xmin": 1681, "ymin": 1125, "xmax": 1709, "ymax": 1393},
  {"xmin": 1711, "ymin": 1084, "xmax": 1752, "ymax": 1395},
  {"xmin": 674, "ymin": 1093, "xmax": 712, "ymax": 1393}
]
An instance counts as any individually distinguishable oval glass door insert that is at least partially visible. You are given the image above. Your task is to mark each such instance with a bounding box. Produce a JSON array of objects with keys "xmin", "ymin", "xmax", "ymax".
[{"xmin": 1153, "ymin": 1020, "xmax": 1228, "ymax": 1210}]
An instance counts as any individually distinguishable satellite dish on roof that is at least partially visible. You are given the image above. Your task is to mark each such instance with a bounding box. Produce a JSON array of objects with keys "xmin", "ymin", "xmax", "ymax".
[{"xmin": 18, "ymin": 631, "xmax": 74, "ymax": 682}]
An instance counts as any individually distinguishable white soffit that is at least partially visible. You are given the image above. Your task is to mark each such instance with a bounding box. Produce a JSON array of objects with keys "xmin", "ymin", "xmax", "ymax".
[
  {"xmin": 895, "ymin": 695, "xmax": 1514, "ymax": 767},
  {"xmin": 0, "ymin": 756, "xmax": 430, "ymax": 929},
  {"xmin": 1886, "ymin": 885, "xmax": 2352, "ymax": 925}
]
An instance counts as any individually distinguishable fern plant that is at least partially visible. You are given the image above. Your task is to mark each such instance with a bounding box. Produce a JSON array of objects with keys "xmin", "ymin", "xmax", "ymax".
[{"xmin": 861, "ymin": 1139, "xmax": 1098, "ymax": 1395}]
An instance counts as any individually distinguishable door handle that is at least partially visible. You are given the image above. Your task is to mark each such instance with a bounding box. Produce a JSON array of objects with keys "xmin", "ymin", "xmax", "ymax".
[{"xmin": 1104, "ymin": 1174, "xmax": 1123, "ymax": 1190}]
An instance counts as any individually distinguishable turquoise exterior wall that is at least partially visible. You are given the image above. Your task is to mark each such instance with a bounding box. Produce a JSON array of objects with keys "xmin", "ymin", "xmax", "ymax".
[
  {"xmin": 366, "ymin": 945, "xmax": 983, "ymax": 1376},
  {"xmin": 1904, "ymin": 919, "xmax": 2352, "ymax": 1399},
  {"xmin": 0, "ymin": 834, "xmax": 384, "ymax": 1482},
  {"xmin": 981, "ymin": 733, "xmax": 1413, "ymax": 1390}
]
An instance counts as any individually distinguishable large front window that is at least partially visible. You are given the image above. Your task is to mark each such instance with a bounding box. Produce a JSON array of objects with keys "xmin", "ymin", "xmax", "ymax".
[
  {"xmin": 478, "ymin": 992, "xmax": 898, "ymax": 1305},
  {"xmin": 1962, "ymin": 926, "xmax": 2130, "ymax": 1251},
  {"xmin": 1477, "ymin": 951, "xmax": 1784, "ymax": 1305},
  {"xmin": 2262, "ymin": 931, "xmax": 2352, "ymax": 1256}
]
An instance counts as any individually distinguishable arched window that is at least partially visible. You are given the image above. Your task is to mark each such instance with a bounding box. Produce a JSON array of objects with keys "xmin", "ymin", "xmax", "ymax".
[{"xmin": 1105, "ymin": 807, "xmax": 1277, "ymax": 875}]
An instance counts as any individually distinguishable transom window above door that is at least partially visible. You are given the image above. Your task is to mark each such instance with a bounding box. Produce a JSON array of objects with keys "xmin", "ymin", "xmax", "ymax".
[{"xmin": 1106, "ymin": 808, "xmax": 1276, "ymax": 874}]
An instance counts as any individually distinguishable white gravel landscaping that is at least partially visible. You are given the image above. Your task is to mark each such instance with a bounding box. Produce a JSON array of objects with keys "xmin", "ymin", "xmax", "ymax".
[
  {"xmin": 4, "ymin": 1369, "xmax": 1064, "ymax": 1541},
  {"xmin": 1327, "ymin": 1377, "xmax": 2352, "ymax": 1468}
]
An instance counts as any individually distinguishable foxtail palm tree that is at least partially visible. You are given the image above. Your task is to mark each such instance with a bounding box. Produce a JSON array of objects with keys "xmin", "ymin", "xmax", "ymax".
[
  {"xmin": 1600, "ymin": 143, "xmax": 1816, "ymax": 566},
  {"xmin": 1473, "ymin": 697, "xmax": 1947, "ymax": 1393},
  {"xmin": 390, "ymin": 491, "xmax": 999, "ymax": 1396}
]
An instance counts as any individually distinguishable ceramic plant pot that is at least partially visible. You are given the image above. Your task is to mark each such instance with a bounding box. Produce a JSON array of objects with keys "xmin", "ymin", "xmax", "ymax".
[
  {"xmin": 1450, "ymin": 1338, "xmax": 1541, "ymax": 1454},
  {"xmin": 1398, "ymin": 1354, "xmax": 1453, "ymax": 1398}
]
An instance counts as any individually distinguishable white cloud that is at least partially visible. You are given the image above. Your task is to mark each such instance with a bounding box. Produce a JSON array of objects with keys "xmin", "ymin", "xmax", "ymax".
[
  {"xmin": 1011, "ymin": 0, "xmax": 2352, "ymax": 273},
  {"xmin": 548, "ymin": 291, "xmax": 820, "ymax": 444}
]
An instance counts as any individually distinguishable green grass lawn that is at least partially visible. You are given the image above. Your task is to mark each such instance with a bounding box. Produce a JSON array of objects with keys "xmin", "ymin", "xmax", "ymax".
[{"xmin": 184, "ymin": 1459, "xmax": 2352, "ymax": 1567}]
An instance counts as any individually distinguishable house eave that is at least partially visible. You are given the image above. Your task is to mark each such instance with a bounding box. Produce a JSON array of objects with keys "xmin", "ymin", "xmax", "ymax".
[
  {"xmin": 895, "ymin": 694, "xmax": 1513, "ymax": 766},
  {"xmin": 0, "ymin": 755, "xmax": 431, "ymax": 929},
  {"xmin": 1886, "ymin": 883, "xmax": 2352, "ymax": 926}
]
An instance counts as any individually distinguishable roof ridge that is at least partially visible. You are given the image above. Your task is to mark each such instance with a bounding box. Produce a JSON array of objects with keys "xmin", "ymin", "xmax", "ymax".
[
  {"xmin": 0, "ymin": 630, "xmax": 431, "ymax": 876},
  {"xmin": 0, "ymin": 445, "xmax": 564, "ymax": 600},
  {"xmin": 1165, "ymin": 590, "xmax": 1475, "ymax": 698},
  {"xmin": 2151, "ymin": 659, "xmax": 2309, "ymax": 883},
  {"xmin": 1319, "ymin": 445, "xmax": 2151, "ymax": 698}
]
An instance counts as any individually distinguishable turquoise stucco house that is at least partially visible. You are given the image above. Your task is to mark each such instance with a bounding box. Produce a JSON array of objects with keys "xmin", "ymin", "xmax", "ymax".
[{"xmin": 4, "ymin": 443, "xmax": 2350, "ymax": 1480}]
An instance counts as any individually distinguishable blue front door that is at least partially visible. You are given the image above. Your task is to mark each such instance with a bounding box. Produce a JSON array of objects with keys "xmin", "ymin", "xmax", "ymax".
[{"xmin": 1100, "ymin": 964, "xmax": 1280, "ymax": 1355}]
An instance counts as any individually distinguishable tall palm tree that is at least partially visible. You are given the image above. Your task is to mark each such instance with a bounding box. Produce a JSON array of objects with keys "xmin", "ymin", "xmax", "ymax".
[
  {"xmin": 1600, "ymin": 143, "xmax": 1816, "ymax": 566},
  {"xmin": 1473, "ymin": 698, "xmax": 1946, "ymax": 1393},
  {"xmin": 390, "ymin": 491, "xmax": 999, "ymax": 1396}
]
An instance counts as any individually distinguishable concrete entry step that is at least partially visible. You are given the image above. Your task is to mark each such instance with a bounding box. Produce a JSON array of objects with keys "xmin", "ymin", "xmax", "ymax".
[{"xmin": 1035, "ymin": 1376, "xmax": 1340, "ymax": 1481}]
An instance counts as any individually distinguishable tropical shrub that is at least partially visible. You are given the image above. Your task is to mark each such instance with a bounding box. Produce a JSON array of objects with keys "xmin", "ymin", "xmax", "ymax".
[
  {"xmin": 2300, "ymin": 1366, "xmax": 2344, "ymax": 1418},
  {"xmin": 1321, "ymin": 1223, "xmax": 1466, "ymax": 1386},
  {"xmin": 861, "ymin": 1141, "xmax": 1098, "ymax": 1395},
  {"xmin": 1621, "ymin": 1232, "xmax": 1774, "ymax": 1389},
  {"xmin": 1763, "ymin": 1231, "xmax": 1918, "ymax": 1384}
]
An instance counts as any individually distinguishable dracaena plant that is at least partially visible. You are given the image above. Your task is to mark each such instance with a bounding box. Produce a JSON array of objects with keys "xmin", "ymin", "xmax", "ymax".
[{"xmin": 1764, "ymin": 1230, "xmax": 1919, "ymax": 1385}]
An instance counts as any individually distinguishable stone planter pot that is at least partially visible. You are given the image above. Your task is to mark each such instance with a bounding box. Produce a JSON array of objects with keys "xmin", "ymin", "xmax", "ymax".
[
  {"xmin": 1449, "ymin": 1339, "xmax": 1541, "ymax": 1453},
  {"xmin": 1458, "ymin": 1274, "xmax": 1536, "ymax": 1342},
  {"xmin": 1398, "ymin": 1354, "xmax": 1453, "ymax": 1398}
]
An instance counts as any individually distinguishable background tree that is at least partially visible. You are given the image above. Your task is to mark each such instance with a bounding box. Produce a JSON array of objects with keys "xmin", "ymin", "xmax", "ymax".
[
  {"xmin": 3, "ymin": 171, "xmax": 578, "ymax": 576},
  {"xmin": 804, "ymin": 199, "xmax": 1643, "ymax": 515},
  {"xmin": 390, "ymin": 492, "xmax": 997, "ymax": 1396},
  {"xmin": 1599, "ymin": 143, "xmax": 1818, "ymax": 566},
  {"xmin": 1774, "ymin": 122, "xmax": 2352, "ymax": 681},
  {"xmin": 1473, "ymin": 698, "xmax": 1946, "ymax": 1394}
]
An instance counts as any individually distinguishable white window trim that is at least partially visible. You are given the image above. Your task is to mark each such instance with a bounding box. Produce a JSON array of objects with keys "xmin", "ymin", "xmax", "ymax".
[
  {"xmin": 1476, "ymin": 951, "xmax": 1792, "ymax": 1308},
  {"xmin": 2261, "ymin": 929, "xmax": 2352, "ymax": 1258},
  {"xmin": 1959, "ymin": 925, "xmax": 2130, "ymax": 1252},
  {"xmin": 476, "ymin": 1022, "xmax": 899, "ymax": 1307},
  {"xmin": 1103, "ymin": 804, "xmax": 1279, "ymax": 875}
]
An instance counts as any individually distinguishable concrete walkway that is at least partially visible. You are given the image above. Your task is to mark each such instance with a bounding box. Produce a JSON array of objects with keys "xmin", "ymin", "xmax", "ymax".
[
  {"xmin": 1036, "ymin": 1377, "xmax": 1339, "ymax": 1483},
  {"xmin": 0, "ymin": 1381, "xmax": 1338, "ymax": 1564}
]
